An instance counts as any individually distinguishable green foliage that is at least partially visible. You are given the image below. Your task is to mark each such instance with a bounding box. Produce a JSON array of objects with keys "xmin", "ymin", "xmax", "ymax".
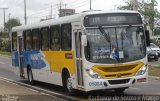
[
  {"xmin": 5, "ymin": 18, "xmax": 21, "ymax": 33},
  {"xmin": 0, "ymin": 18, "xmax": 21, "ymax": 53},
  {"xmin": 117, "ymin": 1, "xmax": 134, "ymax": 10},
  {"xmin": 150, "ymin": 38, "xmax": 160, "ymax": 47},
  {"xmin": 154, "ymin": 27, "xmax": 160, "ymax": 35},
  {"xmin": 118, "ymin": 0, "xmax": 160, "ymax": 31},
  {"xmin": 0, "ymin": 40, "xmax": 11, "ymax": 52}
]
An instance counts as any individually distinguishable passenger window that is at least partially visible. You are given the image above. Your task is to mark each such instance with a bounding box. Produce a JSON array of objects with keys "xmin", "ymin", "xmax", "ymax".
[
  {"xmin": 24, "ymin": 30, "xmax": 32, "ymax": 50},
  {"xmin": 61, "ymin": 24, "xmax": 72, "ymax": 51},
  {"xmin": 41, "ymin": 27, "xmax": 49, "ymax": 50},
  {"xmin": 12, "ymin": 32, "xmax": 17, "ymax": 51},
  {"xmin": 32, "ymin": 29, "xmax": 40, "ymax": 50},
  {"xmin": 50, "ymin": 25, "xmax": 60, "ymax": 50}
]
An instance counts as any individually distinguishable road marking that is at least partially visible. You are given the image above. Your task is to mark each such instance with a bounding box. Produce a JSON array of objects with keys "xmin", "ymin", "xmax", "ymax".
[
  {"xmin": 129, "ymin": 87, "xmax": 141, "ymax": 90},
  {"xmin": 0, "ymin": 61, "xmax": 5, "ymax": 65}
]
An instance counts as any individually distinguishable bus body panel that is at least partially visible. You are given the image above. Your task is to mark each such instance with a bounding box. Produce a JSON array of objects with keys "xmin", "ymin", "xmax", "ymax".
[
  {"xmin": 11, "ymin": 10, "xmax": 148, "ymax": 92},
  {"xmin": 12, "ymin": 51, "xmax": 19, "ymax": 67}
]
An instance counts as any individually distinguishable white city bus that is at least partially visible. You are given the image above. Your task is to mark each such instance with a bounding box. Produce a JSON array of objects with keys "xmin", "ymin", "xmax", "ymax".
[{"xmin": 11, "ymin": 10, "xmax": 149, "ymax": 95}]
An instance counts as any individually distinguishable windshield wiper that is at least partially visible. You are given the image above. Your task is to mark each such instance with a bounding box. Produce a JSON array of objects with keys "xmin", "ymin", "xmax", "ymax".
[
  {"xmin": 98, "ymin": 26, "xmax": 112, "ymax": 51},
  {"xmin": 98, "ymin": 26, "xmax": 110, "ymax": 43},
  {"xmin": 121, "ymin": 32, "xmax": 124, "ymax": 50},
  {"xmin": 98, "ymin": 26, "xmax": 120, "ymax": 63}
]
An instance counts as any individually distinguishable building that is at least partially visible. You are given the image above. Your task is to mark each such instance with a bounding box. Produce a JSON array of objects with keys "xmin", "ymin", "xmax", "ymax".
[{"xmin": 59, "ymin": 9, "xmax": 75, "ymax": 17}]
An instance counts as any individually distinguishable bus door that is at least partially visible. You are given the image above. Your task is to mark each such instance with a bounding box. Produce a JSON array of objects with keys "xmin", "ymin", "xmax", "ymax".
[
  {"xmin": 74, "ymin": 30, "xmax": 84, "ymax": 87},
  {"xmin": 18, "ymin": 36, "xmax": 24, "ymax": 77}
]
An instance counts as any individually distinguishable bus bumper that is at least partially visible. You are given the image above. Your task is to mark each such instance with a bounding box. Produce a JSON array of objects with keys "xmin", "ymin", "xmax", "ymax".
[{"xmin": 84, "ymin": 72, "xmax": 148, "ymax": 92}]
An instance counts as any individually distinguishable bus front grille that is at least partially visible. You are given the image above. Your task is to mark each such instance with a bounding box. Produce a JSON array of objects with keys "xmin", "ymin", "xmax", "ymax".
[
  {"xmin": 91, "ymin": 62, "xmax": 144, "ymax": 79},
  {"xmin": 98, "ymin": 65, "xmax": 136, "ymax": 72},
  {"xmin": 105, "ymin": 73, "xmax": 132, "ymax": 78},
  {"xmin": 108, "ymin": 79, "xmax": 130, "ymax": 85}
]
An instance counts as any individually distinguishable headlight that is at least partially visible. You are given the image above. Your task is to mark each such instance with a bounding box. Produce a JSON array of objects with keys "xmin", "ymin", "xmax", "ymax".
[
  {"xmin": 134, "ymin": 65, "xmax": 148, "ymax": 76},
  {"xmin": 86, "ymin": 69, "xmax": 102, "ymax": 79},
  {"xmin": 156, "ymin": 52, "xmax": 158, "ymax": 56}
]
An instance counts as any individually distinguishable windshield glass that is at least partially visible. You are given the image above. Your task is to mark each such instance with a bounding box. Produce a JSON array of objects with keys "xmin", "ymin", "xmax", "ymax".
[
  {"xmin": 84, "ymin": 26, "xmax": 146, "ymax": 63},
  {"xmin": 150, "ymin": 43, "xmax": 158, "ymax": 48}
]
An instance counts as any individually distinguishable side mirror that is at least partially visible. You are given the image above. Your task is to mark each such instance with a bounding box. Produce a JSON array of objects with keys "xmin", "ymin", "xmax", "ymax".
[
  {"xmin": 145, "ymin": 30, "xmax": 150, "ymax": 46},
  {"xmin": 81, "ymin": 35, "xmax": 87, "ymax": 46}
]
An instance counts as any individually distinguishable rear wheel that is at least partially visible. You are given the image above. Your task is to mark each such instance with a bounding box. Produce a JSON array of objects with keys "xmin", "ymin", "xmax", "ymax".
[{"xmin": 27, "ymin": 67, "xmax": 34, "ymax": 85}]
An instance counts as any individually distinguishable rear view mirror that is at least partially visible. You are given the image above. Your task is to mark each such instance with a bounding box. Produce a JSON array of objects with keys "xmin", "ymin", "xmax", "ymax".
[
  {"xmin": 145, "ymin": 30, "xmax": 150, "ymax": 46},
  {"xmin": 81, "ymin": 35, "xmax": 87, "ymax": 46}
]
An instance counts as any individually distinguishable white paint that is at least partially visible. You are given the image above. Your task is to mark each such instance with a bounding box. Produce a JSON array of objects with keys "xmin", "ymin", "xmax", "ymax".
[
  {"xmin": 12, "ymin": 10, "xmax": 140, "ymax": 32},
  {"xmin": 129, "ymin": 87, "xmax": 141, "ymax": 90}
]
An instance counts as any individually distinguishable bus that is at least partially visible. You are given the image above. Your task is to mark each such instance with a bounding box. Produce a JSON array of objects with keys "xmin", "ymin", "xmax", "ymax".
[{"xmin": 11, "ymin": 10, "xmax": 150, "ymax": 95}]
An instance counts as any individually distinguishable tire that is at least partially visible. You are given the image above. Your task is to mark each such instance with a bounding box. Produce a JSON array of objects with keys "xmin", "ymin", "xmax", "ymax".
[
  {"xmin": 114, "ymin": 88, "xmax": 126, "ymax": 94},
  {"xmin": 65, "ymin": 72, "xmax": 75, "ymax": 95},
  {"xmin": 27, "ymin": 68, "xmax": 34, "ymax": 85}
]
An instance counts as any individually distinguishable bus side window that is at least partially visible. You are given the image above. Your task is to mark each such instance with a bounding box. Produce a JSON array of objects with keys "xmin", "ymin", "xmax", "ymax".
[
  {"xmin": 12, "ymin": 32, "xmax": 17, "ymax": 51},
  {"xmin": 50, "ymin": 25, "xmax": 60, "ymax": 50},
  {"xmin": 32, "ymin": 29, "xmax": 40, "ymax": 50},
  {"xmin": 61, "ymin": 23, "xmax": 72, "ymax": 51},
  {"xmin": 24, "ymin": 30, "xmax": 32, "ymax": 51},
  {"xmin": 41, "ymin": 27, "xmax": 49, "ymax": 50}
]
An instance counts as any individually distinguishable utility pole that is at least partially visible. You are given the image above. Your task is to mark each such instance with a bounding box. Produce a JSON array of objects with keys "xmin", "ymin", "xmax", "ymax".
[
  {"xmin": 60, "ymin": 0, "xmax": 62, "ymax": 11},
  {"xmin": 24, "ymin": 0, "xmax": 27, "ymax": 24},
  {"xmin": 50, "ymin": 5, "xmax": 52, "ymax": 19},
  {"xmin": 59, "ymin": 0, "xmax": 62, "ymax": 17},
  {"xmin": 0, "ymin": 8, "xmax": 8, "ymax": 32},
  {"xmin": 90, "ymin": 0, "xmax": 92, "ymax": 10}
]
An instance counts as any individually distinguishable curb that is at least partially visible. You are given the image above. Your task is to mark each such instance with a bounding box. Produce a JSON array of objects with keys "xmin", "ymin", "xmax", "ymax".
[
  {"xmin": 149, "ymin": 76, "xmax": 160, "ymax": 80},
  {"xmin": 0, "ymin": 77, "xmax": 81, "ymax": 101},
  {"xmin": 148, "ymin": 65, "xmax": 160, "ymax": 67},
  {"xmin": 0, "ymin": 54, "xmax": 11, "ymax": 58}
]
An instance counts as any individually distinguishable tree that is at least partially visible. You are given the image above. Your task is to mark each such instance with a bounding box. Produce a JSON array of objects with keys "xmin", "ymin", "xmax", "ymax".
[
  {"xmin": 5, "ymin": 18, "xmax": 21, "ymax": 33},
  {"xmin": 0, "ymin": 18, "xmax": 21, "ymax": 52},
  {"xmin": 117, "ymin": 0, "xmax": 139, "ymax": 10},
  {"xmin": 118, "ymin": 0, "xmax": 160, "ymax": 34}
]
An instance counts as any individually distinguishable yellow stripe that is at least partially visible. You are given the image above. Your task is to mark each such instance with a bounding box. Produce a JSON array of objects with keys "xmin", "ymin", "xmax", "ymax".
[
  {"xmin": 92, "ymin": 62, "xmax": 144, "ymax": 79},
  {"xmin": 42, "ymin": 51, "xmax": 75, "ymax": 74}
]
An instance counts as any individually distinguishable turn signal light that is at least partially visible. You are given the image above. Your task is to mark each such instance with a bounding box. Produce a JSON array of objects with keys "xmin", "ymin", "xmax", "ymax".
[{"xmin": 137, "ymin": 78, "xmax": 146, "ymax": 83}]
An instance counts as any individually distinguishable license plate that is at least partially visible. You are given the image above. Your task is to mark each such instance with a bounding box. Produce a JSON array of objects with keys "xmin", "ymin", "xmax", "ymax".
[{"xmin": 150, "ymin": 56, "xmax": 155, "ymax": 58}]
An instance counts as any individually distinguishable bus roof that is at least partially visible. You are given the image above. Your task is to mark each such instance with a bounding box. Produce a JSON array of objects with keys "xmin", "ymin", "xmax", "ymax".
[{"xmin": 12, "ymin": 10, "xmax": 140, "ymax": 32}]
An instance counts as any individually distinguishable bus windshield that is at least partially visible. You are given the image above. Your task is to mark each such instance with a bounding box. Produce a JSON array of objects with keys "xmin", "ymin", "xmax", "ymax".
[{"xmin": 84, "ymin": 26, "xmax": 146, "ymax": 63}]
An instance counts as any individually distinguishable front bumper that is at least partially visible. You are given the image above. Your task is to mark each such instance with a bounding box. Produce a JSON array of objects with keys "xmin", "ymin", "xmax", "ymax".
[
  {"xmin": 148, "ymin": 54, "xmax": 158, "ymax": 60},
  {"xmin": 84, "ymin": 72, "xmax": 148, "ymax": 92}
]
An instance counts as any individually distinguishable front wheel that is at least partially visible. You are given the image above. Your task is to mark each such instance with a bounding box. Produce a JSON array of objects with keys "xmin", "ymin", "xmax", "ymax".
[{"xmin": 65, "ymin": 73, "xmax": 75, "ymax": 95}]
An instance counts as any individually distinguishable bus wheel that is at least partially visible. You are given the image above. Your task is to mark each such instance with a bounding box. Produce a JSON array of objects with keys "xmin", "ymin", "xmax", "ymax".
[
  {"xmin": 65, "ymin": 73, "xmax": 75, "ymax": 95},
  {"xmin": 114, "ymin": 87, "xmax": 127, "ymax": 94},
  {"xmin": 27, "ymin": 67, "xmax": 34, "ymax": 85}
]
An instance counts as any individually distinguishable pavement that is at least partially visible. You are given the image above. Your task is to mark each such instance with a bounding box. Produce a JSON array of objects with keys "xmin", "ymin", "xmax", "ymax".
[
  {"xmin": 0, "ymin": 55, "xmax": 160, "ymax": 101},
  {"xmin": 0, "ymin": 78, "xmax": 65, "ymax": 101}
]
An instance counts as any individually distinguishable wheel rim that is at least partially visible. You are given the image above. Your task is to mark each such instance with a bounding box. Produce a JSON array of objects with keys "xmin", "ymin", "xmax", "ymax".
[{"xmin": 66, "ymin": 77, "xmax": 72, "ymax": 92}]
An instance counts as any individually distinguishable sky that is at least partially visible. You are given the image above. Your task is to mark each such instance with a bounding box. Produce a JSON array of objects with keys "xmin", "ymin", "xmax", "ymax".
[{"xmin": 0, "ymin": 0, "xmax": 160, "ymax": 29}]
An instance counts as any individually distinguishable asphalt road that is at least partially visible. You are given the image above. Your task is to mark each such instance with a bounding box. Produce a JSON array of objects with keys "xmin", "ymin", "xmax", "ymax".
[{"xmin": 0, "ymin": 56, "xmax": 160, "ymax": 101}]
